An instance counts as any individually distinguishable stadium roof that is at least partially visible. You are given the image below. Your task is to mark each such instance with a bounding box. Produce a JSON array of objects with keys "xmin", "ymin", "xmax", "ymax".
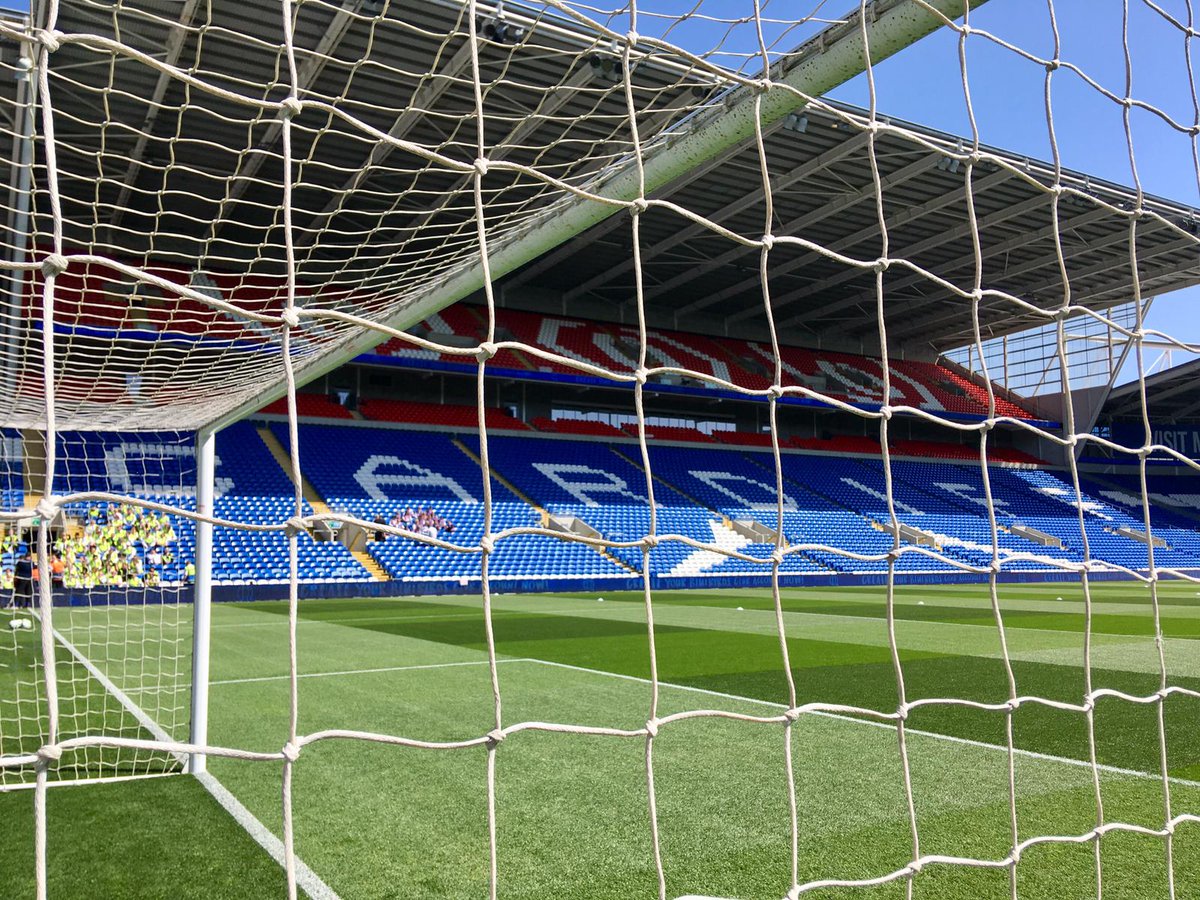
[
  {"xmin": 0, "ymin": 0, "xmax": 1197, "ymax": 431},
  {"xmin": 1103, "ymin": 358, "xmax": 1200, "ymax": 424},
  {"xmin": 503, "ymin": 98, "xmax": 1200, "ymax": 356}
]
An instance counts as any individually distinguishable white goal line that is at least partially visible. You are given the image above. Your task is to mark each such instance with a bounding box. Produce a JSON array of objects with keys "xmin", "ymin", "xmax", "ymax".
[{"xmin": 27, "ymin": 612, "xmax": 341, "ymax": 900}]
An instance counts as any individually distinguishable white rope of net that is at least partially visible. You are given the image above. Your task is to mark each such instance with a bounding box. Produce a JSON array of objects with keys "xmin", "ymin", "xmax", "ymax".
[{"xmin": 0, "ymin": 0, "xmax": 1198, "ymax": 898}]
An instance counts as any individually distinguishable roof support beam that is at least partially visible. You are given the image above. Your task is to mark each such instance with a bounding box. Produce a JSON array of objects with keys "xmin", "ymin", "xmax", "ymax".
[
  {"xmin": 726, "ymin": 156, "xmax": 1005, "ymax": 325},
  {"xmin": 402, "ymin": 66, "xmax": 595, "ymax": 234},
  {"xmin": 764, "ymin": 166, "xmax": 1026, "ymax": 326},
  {"xmin": 206, "ymin": 0, "xmax": 995, "ymax": 432},
  {"xmin": 1111, "ymin": 368, "xmax": 1199, "ymax": 416},
  {"xmin": 656, "ymin": 150, "xmax": 939, "ymax": 311},
  {"xmin": 564, "ymin": 128, "xmax": 871, "ymax": 304},
  {"xmin": 1169, "ymin": 392, "xmax": 1200, "ymax": 421},
  {"xmin": 109, "ymin": 0, "xmax": 203, "ymax": 229},
  {"xmin": 842, "ymin": 206, "xmax": 1148, "ymax": 333},
  {"xmin": 205, "ymin": 0, "xmax": 361, "ymax": 218},
  {"xmin": 888, "ymin": 235, "xmax": 1195, "ymax": 342},
  {"xmin": 504, "ymin": 125, "xmax": 762, "ymax": 292},
  {"xmin": 300, "ymin": 33, "xmax": 477, "ymax": 247}
]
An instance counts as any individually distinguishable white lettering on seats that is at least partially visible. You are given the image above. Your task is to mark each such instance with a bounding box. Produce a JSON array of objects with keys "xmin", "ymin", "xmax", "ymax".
[
  {"xmin": 840, "ymin": 477, "xmax": 925, "ymax": 516},
  {"xmin": 690, "ymin": 470, "xmax": 797, "ymax": 510},
  {"xmin": 532, "ymin": 463, "xmax": 643, "ymax": 506},
  {"xmin": 934, "ymin": 482, "xmax": 1010, "ymax": 512},
  {"xmin": 354, "ymin": 455, "xmax": 476, "ymax": 503}
]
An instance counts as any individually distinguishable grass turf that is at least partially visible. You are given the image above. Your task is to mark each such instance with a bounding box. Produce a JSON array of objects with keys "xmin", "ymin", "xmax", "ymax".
[{"xmin": 3, "ymin": 581, "xmax": 1200, "ymax": 897}]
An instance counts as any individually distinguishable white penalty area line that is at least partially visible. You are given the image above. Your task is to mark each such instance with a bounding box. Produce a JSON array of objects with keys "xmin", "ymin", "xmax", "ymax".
[
  {"xmin": 200, "ymin": 655, "xmax": 1200, "ymax": 792},
  {"xmin": 522, "ymin": 658, "xmax": 1200, "ymax": 792},
  {"xmin": 209, "ymin": 658, "xmax": 527, "ymax": 686}
]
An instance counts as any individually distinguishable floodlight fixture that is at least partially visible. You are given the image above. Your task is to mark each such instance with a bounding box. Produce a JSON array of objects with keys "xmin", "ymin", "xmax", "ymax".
[
  {"xmin": 935, "ymin": 154, "xmax": 960, "ymax": 175},
  {"xmin": 782, "ymin": 112, "xmax": 808, "ymax": 133},
  {"xmin": 588, "ymin": 53, "xmax": 622, "ymax": 82}
]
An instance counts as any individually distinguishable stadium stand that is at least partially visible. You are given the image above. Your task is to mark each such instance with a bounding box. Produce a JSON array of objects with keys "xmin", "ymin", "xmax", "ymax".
[
  {"xmin": 531, "ymin": 417, "xmax": 627, "ymax": 439},
  {"xmin": 364, "ymin": 307, "xmax": 1039, "ymax": 421},
  {"xmin": 619, "ymin": 423, "xmax": 717, "ymax": 443},
  {"xmin": 23, "ymin": 421, "xmax": 1200, "ymax": 590},
  {"xmin": 360, "ymin": 399, "xmax": 529, "ymax": 431},
  {"xmin": 260, "ymin": 394, "xmax": 355, "ymax": 420},
  {"xmin": 274, "ymin": 424, "xmax": 632, "ymax": 585},
  {"xmin": 46, "ymin": 424, "xmax": 373, "ymax": 585}
]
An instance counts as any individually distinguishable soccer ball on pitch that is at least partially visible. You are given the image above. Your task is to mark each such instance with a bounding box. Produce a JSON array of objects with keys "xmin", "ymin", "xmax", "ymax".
[{"xmin": 8, "ymin": 618, "xmax": 32, "ymax": 631}]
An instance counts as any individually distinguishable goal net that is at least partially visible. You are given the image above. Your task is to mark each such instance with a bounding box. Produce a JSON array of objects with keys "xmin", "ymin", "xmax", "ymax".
[{"xmin": 0, "ymin": 0, "xmax": 1199, "ymax": 897}]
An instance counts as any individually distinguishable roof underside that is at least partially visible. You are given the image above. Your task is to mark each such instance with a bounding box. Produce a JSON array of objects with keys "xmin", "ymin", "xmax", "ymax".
[
  {"xmin": 0, "ymin": 0, "xmax": 1195, "ymax": 431},
  {"xmin": 504, "ymin": 101, "xmax": 1200, "ymax": 355},
  {"xmin": 1104, "ymin": 358, "xmax": 1200, "ymax": 424}
]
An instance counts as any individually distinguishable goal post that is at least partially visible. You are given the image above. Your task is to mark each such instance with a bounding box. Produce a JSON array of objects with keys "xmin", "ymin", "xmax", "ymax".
[{"xmin": 188, "ymin": 426, "xmax": 215, "ymax": 776}]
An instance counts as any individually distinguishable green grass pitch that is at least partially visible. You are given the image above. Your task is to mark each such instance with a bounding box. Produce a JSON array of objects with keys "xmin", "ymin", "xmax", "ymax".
[{"xmin": 4, "ymin": 581, "xmax": 1200, "ymax": 898}]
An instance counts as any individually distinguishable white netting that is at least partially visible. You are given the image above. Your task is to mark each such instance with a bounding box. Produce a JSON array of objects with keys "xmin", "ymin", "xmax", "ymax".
[
  {"xmin": 1, "ymin": 0, "xmax": 1200, "ymax": 898},
  {"xmin": 0, "ymin": 431, "xmax": 193, "ymax": 787}
]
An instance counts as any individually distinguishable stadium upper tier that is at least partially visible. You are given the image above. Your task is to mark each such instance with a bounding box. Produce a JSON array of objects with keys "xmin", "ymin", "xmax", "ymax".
[
  {"xmin": 17, "ymin": 422, "xmax": 1200, "ymax": 588},
  {"xmin": 362, "ymin": 306, "xmax": 1037, "ymax": 422}
]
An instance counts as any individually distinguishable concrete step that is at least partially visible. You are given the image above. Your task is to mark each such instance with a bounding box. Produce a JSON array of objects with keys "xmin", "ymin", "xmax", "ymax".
[
  {"xmin": 256, "ymin": 426, "xmax": 331, "ymax": 515},
  {"xmin": 351, "ymin": 548, "xmax": 389, "ymax": 582}
]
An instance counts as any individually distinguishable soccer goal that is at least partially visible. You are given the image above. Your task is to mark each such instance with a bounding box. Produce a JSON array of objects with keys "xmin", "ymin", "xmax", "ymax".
[{"xmin": 1, "ymin": 0, "xmax": 1199, "ymax": 898}]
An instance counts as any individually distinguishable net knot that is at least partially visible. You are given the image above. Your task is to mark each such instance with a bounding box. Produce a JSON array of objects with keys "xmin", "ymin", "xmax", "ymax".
[
  {"xmin": 476, "ymin": 341, "xmax": 498, "ymax": 362},
  {"xmin": 280, "ymin": 308, "xmax": 301, "ymax": 328},
  {"xmin": 629, "ymin": 197, "xmax": 648, "ymax": 216},
  {"xmin": 281, "ymin": 741, "xmax": 301, "ymax": 763},
  {"xmin": 768, "ymin": 384, "xmax": 785, "ymax": 400},
  {"xmin": 872, "ymin": 257, "xmax": 890, "ymax": 274},
  {"xmin": 37, "ymin": 29, "xmax": 61, "ymax": 52},
  {"xmin": 479, "ymin": 535, "xmax": 495, "ymax": 553},
  {"xmin": 644, "ymin": 718, "xmax": 659, "ymax": 738},
  {"xmin": 879, "ymin": 405, "xmax": 893, "ymax": 420},
  {"xmin": 37, "ymin": 744, "xmax": 62, "ymax": 763},
  {"xmin": 41, "ymin": 253, "xmax": 68, "ymax": 277},
  {"xmin": 486, "ymin": 728, "xmax": 505, "ymax": 747},
  {"xmin": 760, "ymin": 234, "xmax": 775, "ymax": 251},
  {"xmin": 770, "ymin": 549, "xmax": 785, "ymax": 567},
  {"xmin": 474, "ymin": 157, "xmax": 490, "ymax": 176},
  {"xmin": 634, "ymin": 367, "xmax": 649, "ymax": 385},
  {"xmin": 625, "ymin": 30, "xmax": 639, "ymax": 49},
  {"xmin": 784, "ymin": 706, "xmax": 801, "ymax": 723},
  {"xmin": 1045, "ymin": 58, "xmax": 1060, "ymax": 73},
  {"xmin": 279, "ymin": 97, "xmax": 303, "ymax": 119},
  {"xmin": 642, "ymin": 534, "xmax": 659, "ymax": 549},
  {"xmin": 34, "ymin": 496, "xmax": 58, "ymax": 521},
  {"xmin": 284, "ymin": 516, "xmax": 309, "ymax": 537}
]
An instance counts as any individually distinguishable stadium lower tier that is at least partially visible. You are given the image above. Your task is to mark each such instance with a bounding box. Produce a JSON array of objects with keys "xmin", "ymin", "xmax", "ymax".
[{"xmin": 16, "ymin": 421, "xmax": 1200, "ymax": 589}]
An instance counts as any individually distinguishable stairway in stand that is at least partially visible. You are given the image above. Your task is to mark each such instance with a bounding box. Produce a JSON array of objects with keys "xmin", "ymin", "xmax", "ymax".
[{"xmin": 351, "ymin": 548, "xmax": 389, "ymax": 582}]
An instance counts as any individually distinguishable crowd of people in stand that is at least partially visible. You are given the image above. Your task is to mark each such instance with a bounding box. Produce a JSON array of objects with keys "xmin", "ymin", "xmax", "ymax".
[
  {"xmin": 2, "ymin": 503, "xmax": 191, "ymax": 602},
  {"xmin": 372, "ymin": 506, "xmax": 456, "ymax": 542}
]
